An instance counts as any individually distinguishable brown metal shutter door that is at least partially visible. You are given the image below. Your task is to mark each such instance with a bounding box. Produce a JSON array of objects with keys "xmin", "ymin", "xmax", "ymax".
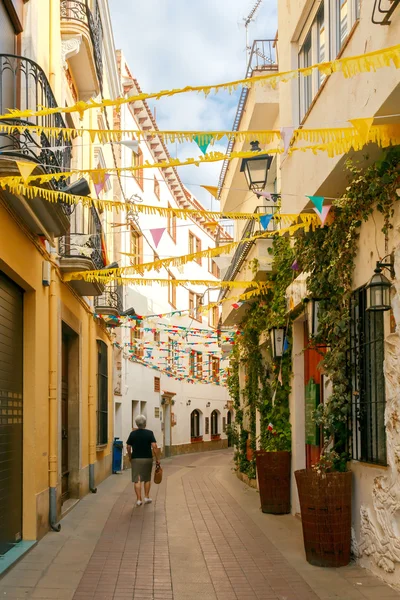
[{"xmin": 0, "ymin": 272, "xmax": 23, "ymax": 555}]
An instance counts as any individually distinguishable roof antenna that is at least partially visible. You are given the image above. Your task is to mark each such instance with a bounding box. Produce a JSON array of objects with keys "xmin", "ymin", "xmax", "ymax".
[{"xmin": 243, "ymin": 0, "xmax": 263, "ymax": 67}]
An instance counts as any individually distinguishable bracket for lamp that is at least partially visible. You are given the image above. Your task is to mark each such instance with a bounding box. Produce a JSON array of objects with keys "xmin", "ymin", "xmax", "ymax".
[{"xmin": 376, "ymin": 253, "xmax": 395, "ymax": 279}]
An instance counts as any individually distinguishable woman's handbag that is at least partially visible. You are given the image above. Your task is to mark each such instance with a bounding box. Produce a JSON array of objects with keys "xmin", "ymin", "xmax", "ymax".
[{"xmin": 154, "ymin": 462, "xmax": 163, "ymax": 484}]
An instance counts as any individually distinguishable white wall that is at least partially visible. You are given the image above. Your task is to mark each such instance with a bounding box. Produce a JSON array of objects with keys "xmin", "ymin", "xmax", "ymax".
[{"xmin": 114, "ymin": 53, "xmax": 231, "ymax": 454}]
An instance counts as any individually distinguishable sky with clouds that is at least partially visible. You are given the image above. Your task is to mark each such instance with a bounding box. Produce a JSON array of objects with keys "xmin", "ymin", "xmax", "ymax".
[{"xmin": 109, "ymin": 0, "xmax": 277, "ymax": 207}]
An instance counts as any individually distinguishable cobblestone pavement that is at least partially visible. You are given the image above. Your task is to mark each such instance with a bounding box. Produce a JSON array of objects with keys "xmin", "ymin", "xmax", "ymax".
[{"xmin": 1, "ymin": 450, "xmax": 399, "ymax": 600}]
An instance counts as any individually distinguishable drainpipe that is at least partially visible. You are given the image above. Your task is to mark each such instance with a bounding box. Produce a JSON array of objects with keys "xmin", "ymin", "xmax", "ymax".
[
  {"xmin": 88, "ymin": 316, "xmax": 97, "ymax": 493},
  {"xmin": 49, "ymin": 0, "xmax": 55, "ymax": 89},
  {"xmin": 49, "ymin": 267, "xmax": 61, "ymax": 531}
]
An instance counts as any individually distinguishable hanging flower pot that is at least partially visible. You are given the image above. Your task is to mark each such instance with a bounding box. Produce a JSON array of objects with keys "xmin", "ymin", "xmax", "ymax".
[
  {"xmin": 255, "ymin": 450, "xmax": 291, "ymax": 514},
  {"xmin": 295, "ymin": 469, "xmax": 352, "ymax": 567}
]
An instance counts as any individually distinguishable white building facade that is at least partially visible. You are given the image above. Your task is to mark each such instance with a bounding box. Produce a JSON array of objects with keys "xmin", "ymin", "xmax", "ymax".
[{"xmin": 111, "ymin": 53, "xmax": 233, "ymax": 458}]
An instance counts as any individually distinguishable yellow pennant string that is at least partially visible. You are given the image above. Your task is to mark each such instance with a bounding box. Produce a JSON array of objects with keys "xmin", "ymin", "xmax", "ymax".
[
  {"xmin": 63, "ymin": 217, "xmax": 320, "ymax": 284},
  {"xmin": 79, "ymin": 277, "xmax": 265, "ymax": 288},
  {"xmin": 0, "ymin": 149, "xmax": 282, "ymax": 187},
  {"xmin": 0, "ymin": 122, "xmax": 398, "ymax": 150},
  {"xmin": 0, "ymin": 180, "xmax": 296, "ymax": 221},
  {"xmin": 0, "ymin": 44, "xmax": 398, "ymax": 120}
]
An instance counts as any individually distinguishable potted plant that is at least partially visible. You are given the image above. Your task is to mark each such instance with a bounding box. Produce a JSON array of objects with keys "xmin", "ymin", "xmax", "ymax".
[
  {"xmin": 295, "ymin": 448, "xmax": 351, "ymax": 568},
  {"xmin": 256, "ymin": 359, "xmax": 292, "ymax": 514}
]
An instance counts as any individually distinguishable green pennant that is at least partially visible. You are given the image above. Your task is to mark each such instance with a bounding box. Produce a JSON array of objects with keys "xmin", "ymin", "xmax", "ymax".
[
  {"xmin": 193, "ymin": 134, "xmax": 214, "ymax": 155},
  {"xmin": 306, "ymin": 195, "xmax": 324, "ymax": 214}
]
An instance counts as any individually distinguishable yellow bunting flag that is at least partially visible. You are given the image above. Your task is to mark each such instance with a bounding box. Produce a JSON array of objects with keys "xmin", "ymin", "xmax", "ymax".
[
  {"xmin": 63, "ymin": 218, "xmax": 320, "ymax": 284},
  {"xmin": 16, "ymin": 161, "xmax": 37, "ymax": 184},
  {"xmin": 0, "ymin": 180, "xmax": 285, "ymax": 221},
  {"xmin": 0, "ymin": 45, "xmax": 398, "ymax": 121},
  {"xmin": 73, "ymin": 276, "xmax": 265, "ymax": 288},
  {"xmin": 349, "ymin": 118, "xmax": 374, "ymax": 144},
  {"xmin": 0, "ymin": 149, "xmax": 282, "ymax": 188},
  {"xmin": 201, "ymin": 186, "xmax": 219, "ymax": 198}
]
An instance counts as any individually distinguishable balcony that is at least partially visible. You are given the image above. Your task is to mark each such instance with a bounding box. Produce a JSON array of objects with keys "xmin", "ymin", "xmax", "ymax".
[
  {"xmin": 218, "ymin": 40, "xmax": 278, "ymax": 198},
  {"xmin": 0, "ymin": 54, "xmax": 72, "ymax": 239},
  {"xmin": 95, "ymin": 281, "xmax": 123, "ymax": 317},
  {"xmin": 60, "ymin": 0, "xmax": 103, "ymax": 100},
  {"xmin": 59, "ymin": 206, "xmax": 106, "ymax": 296},
  {"xmin": 220, "ymin": 206, "xmax": 277, "ymax": 326}
]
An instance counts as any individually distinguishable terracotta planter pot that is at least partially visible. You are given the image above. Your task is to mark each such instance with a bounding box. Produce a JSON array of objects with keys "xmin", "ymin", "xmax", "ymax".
[
  {"xmin": 255, "ymin": 451, "xmax": 291, "ymax": 514},
  {"xmin": 246, "ymin": 438, "xmax": 253, "ymax": 462},
  {"xmin": 295, "ymin": 469, "xmax": 352, "ymax": 568},
  {"xmin": 211, "ymin": 434, "xmax": 221, "ymax": 441},
  {"xmin": 191, "ymin": 436, "xmax": 203, "ymax": 443}
]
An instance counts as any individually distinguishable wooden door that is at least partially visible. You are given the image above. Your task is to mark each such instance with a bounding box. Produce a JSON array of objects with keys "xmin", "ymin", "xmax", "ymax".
[
  {"xmin": 61, "ymin": 335, "xmax": 69, "ymax": 501},
  {"xmin": 304, "ymin": 324, "xmax": 325, "ymax": 468},
  {"xmin": 0, "ymin": 273, "xmax": 23, "ymax": 555}
]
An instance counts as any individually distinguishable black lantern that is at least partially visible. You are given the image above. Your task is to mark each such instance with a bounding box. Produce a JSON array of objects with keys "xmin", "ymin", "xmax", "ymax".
[
  {"xmin": 269, "ymin": 327, "xmax": 285, "ymax": 358},
  {"xmin": 304, "ymin": 298, "xmax": 322, "ymax": 338},
  {"xmin": 240, "ymin": 141, "xmax": 273, "ymax": 192},
  {"xmin": 365, "ymin": 256, "xmax": 394, "ymax": 312}
]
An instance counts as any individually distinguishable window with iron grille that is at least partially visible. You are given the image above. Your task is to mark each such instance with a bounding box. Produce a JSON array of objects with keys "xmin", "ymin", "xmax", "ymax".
[
  {"xmin": 97, "ymin": 340, "xmax": 108, "ymax": 445},
  {"xmin": 154, "ymin": 377, "xmax": 160, "ymax": 392},
  {"xmin": 349, "ymin": 288, "xmax": 386, "ymax": 465}
]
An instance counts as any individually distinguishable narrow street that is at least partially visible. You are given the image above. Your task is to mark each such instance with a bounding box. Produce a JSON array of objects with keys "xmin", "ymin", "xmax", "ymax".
[{"xmin": 0, "ymin": 450, "xmax": 398, "ymax": 600}]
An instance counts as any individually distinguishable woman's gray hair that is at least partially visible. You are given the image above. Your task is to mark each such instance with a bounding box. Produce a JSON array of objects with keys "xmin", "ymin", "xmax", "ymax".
[{"xmin": 135, "ymin": 414, "xmax": 147, "ymax": 429}]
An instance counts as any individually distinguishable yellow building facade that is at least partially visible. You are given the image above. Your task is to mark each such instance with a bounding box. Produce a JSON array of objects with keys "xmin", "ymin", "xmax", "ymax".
[{"xmin": 0, "ymin": 0, "xmax": 119, "ymax": 558}]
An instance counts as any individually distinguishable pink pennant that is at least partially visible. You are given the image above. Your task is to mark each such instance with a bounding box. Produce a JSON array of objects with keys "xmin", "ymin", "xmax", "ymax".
[
  {"xmin": 93, "ymin": 172, "xmax": 110, "ymax": 196},
  {"xmin": 313, "ymin": 204, "xmax": 332, "ymax": 226},
  {"xmin": 150, "ymin": 228, "xmax": 166, "ymax": 248},
  {"xmin": 280, "ymin": 126, "xmax": 295, "ymax": 155},
  {"xmin": 256, "ymin": 191, "xmax": 272, "ymax": 200}
]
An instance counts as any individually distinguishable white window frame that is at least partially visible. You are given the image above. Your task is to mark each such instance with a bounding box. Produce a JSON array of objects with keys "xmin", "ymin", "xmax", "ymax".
[{"xmin": 298, "ymin": 0, "xmax": 359, "ymax": 122}]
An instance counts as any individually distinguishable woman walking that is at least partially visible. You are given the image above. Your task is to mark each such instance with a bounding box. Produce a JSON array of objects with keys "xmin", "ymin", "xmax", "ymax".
[{"xmin": 126, "ymin": 415, "xmax": 160, "ymax": 506}]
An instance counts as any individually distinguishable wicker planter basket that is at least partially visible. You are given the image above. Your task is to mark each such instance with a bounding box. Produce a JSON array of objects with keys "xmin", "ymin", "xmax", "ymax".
[
  {"xmin": 295, "ymin": 469, "xmax": 352, "ymax": 567},
  {"xmin": 255, "ymin": 451, "xmax": 291, "ymax": 514}
]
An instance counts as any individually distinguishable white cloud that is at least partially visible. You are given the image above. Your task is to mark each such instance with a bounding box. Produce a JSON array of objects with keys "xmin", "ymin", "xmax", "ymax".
[{"xmin": 109, "ymin": 0, "xmax": 277, "ymax": 207}]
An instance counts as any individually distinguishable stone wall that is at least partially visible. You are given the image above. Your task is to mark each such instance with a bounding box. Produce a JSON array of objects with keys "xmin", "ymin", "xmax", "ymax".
[{"xmin": 354, "ymin": 241, "xmax": 400, "ymax": 588}]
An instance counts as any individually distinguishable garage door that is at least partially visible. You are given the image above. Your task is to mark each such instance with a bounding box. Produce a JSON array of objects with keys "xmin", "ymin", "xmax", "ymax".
[{"xmin": 0, "ymin": 272, "xmax": 23, "ymax": 555}]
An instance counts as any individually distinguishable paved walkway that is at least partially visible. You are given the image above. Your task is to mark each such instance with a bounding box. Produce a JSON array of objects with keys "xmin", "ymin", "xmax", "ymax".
[{"xmin": 1, "ymin": 450, "xmax": 399, "ymax": 600}]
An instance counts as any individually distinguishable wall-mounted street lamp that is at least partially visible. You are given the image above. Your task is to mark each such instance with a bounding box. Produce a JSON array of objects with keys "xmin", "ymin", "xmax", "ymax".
[
  {"xmin": 240, "ymin": 141, "xmax": 273, "ymax": 193},
  {"xmin": 186, "ymin": 399, "xmax": 191, "ymax": 406},
  {"xmin": 206, "ymin": 402, "xmax": 211, "ymax": 408},
  {"xmin": 304, "ymin": 298, "xmax": 322, "ymax": 338},
  {"xmin": 365, "ymin": 255, "xmax": 394, "ymax": 312},
  {"xmin": 269, "ymin": 327, "xmax": 285, "ymax": 358}
]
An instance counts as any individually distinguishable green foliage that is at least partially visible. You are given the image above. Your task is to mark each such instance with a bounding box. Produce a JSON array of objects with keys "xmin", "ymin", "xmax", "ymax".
[
  {"xmin": 295, "ymin": 146, "xmax": 400, "ymax": 469},
  {"xmin": 227, "ymin": 236, "xmax": 294, "ymax": 471}
]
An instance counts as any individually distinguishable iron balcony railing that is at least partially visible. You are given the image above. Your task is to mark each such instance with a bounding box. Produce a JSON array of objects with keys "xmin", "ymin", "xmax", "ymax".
[
  {"xmin": 0, "ymin": 54, "xmax": 72, "ymax": 188},
  {"xmin": 59, "ymin": 206, "xmax": 105, "ymax": 270},
  {"xmin": 217, "ymin": 39, "xmax": 278, "ymax": 197},
  {"xmin": 219, "ymin": 205, "xmax": 277, "ymax": 301},
  {"xmin": 60, "ymin": 0, "xmax": 103, "ymax": 90},
  {"xmin": 95, "ymin": 281, "xmax": 123, "ymax": 314}
]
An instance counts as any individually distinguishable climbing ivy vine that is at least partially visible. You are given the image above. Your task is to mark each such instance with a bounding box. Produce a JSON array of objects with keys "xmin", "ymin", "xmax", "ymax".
[
  {"xmin": 227, "ymin": 236, "xmax": 295, "ymax": 478},
  {"xmin": 294, "ymin": 146, "xmax": 400, "ymax": 471},
  {"xmin": 228, "ymin": 146, "xmax": 400, "ymax": 476}
]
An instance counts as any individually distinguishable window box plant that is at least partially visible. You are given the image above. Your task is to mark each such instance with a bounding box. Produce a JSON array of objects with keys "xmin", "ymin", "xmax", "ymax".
[
  {"xmin": 191, "ymin": 435, "xmax": 203, "ymax": 443},
  {"xmin": 211, "ymin": 433, "xmax": 221, "ymax": 441}
]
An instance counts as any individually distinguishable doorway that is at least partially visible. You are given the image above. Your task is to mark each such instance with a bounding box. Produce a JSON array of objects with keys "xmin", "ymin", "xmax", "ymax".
[
  {"xmin": 61, "ymin": 333, "xmax": 69, "ymax": 500},
  {"xmin": 163, "ymin": 403, "xmax": 171, "ymax": 457},
  {"xmin": 227, "ymin": 410, "xmax": 233, "ymax": 447},
  {"xmin": 0, "ymin": 272, "xmax": 23, "ymax": 556},
  {"xmin": 61, "ymin": 323, "xmax": 80, "ymax": 503},
  {"xmin": 304, "ymin": 324, "xmax": 325, "ymax": 468}
]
